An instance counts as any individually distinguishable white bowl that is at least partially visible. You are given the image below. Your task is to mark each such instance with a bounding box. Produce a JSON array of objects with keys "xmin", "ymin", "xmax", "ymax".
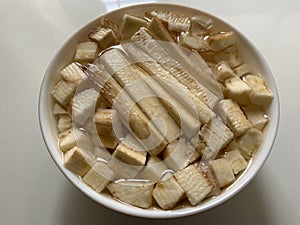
[{"xmin": 39, "ymin": 3, "xmax": 280, "ymax": 219}]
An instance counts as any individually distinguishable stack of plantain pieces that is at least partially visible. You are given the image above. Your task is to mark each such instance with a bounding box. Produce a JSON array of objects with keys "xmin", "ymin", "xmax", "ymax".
[
  {"xmin": 96, "ymin": 48, "xmax": 181, "ymax": 144},
  {"xmin": 84, "ymin": 63, "xmax": 167, "ymax": 156},
  {"xmin": 121, "ymin": 19, "xmax": 231, "ymax": 164}
]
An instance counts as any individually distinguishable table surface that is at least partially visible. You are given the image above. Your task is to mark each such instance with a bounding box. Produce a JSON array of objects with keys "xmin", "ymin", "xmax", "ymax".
[{"xmin": 0, "ymin": 0, "xmax": 299, "ymax": 224}]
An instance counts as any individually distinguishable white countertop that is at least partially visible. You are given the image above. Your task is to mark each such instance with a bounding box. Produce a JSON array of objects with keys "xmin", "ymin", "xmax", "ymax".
[{"xmin": 0, "ymin": 0, "xmax": 299, "ymax": 224}]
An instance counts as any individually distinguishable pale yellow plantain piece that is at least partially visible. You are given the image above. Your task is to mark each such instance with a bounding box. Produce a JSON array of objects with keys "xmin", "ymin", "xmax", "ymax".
[
  {"xmin": 207, "ymin": 31, "xmax": 236, "ymax": 52},
  {"xmin": 152, "ymin": 174, "xmax": 185, "ymax": 210},
  {"xmin": 60, "ymin": 62, "xmax": 85, "ymax": 84},
  {"xmin": 210, "ymin": 158, "xmax": 235, "ymax": 188},
  {"xmin": 237, "ymin": 127, "xmax": 262, "ymax": 156},
  {"xmin": 187, "ymin": 50, "xmax": 223, "ymax": 99},
  {"xmin": 147, "ymin": 17, "xmax": 175, "ymax": 43},
  {"xmin": 51, "ymin": 79, "xmax": 76, "ymax": 107},
  {"xmin": 58, "ymin": 128, "xmax": 72, "ymax": 139},
  {"xmin": 224, "ymin": 139, "xmax": 239, "ymax": 152},
  {"xmin": 216, "ymin": 99, "xmax": 252, "ymax": 137},
  {"xmin": 191, "ymin": 15, "xmax": 213, "ymax": 32},
  {"xmin": 213, "ymin": 45, "xmax": 242, "ymax": 68},
  {"xmin": 179, "ymin": 32, "xmax": 211, "ymax": 52},
  {"xmin": 53, "ymin": 103, "xmax": 67, "ymax": 115},
  {"xmin": 120, "ymin": 14, "xmax": 148, "ymax": 40},
  {"xmin": 175, "ymin": 164, "xmax": 212, "ymax": 206},
  {"xmin": 190, "ymin": 131, "xmax": 205, "ymax": 153},
  {"xmin": 107, "ymin": 180, "xmax": 154, "ymax": 208},
  {"xmin": 112, "ymin": 142, "xmax": 147, "ymax": 167},
  {"xmin": 94, "ymin": 108, "xmax": 125, "ymax": 149},
  {"xmin": 243, "ymin": 74, "xmax": 274, "ymax": 106},
  {"xmin": 162, "ymin": 138, "xmax": 200, "ymax": 171},
  {"xmin": 72, "ymin": 88, "xmax": 99, "ymax": 125},
  {"xmin": 199, "ymin": 117, "xmax": 234, "ymax": 161},
  {"xmin": 83, "ymin": 161, "xmax": 115, "ymax": 193},
  {"xmin": 74, "ymin": 41, "xmax": 98, "ymax": 63},
  {"xmin": 242, "ymin": 105, "xmax": 269, "ymax": 130},
  {"xmin": 94, "ymin": 108, "xmax": 122, "ymax": 136},
  {"xmin": 64, "ymin": 146, "xmax": 95, "ymax": 177},
  {"xmin": 97, "ymin": 135, "xmax": 119, "ymax": 150},
  {"xmin": 224, "ymin": 76, "xmax": 252, "ymax": 105},
  {"xmin": 204, "ymin": 166, "xmax": 221, "ymax": 197},
  {"xmin": 225, "ymin": 140, "xmax": 252, "ymax": 161},
  {"xmin": 59, "ymin": 129, "xmax": 76, "ymax": 152},
  {"xmin": 57, "ymin": 114, "xmax": 72, "ymax": 133},
  {"xmin": 212, "ymin": 61, "xmax": 235, "ymax": 82},
  {"xmin": 149, "ymin": 10, "xmax": 191, "ymax": 32},
  {"xmin": 89, "ymin": 27, "xmax": 118, "ymax": 50},
  {"xmin": 108, "ymin": 135, "xmax": 147, "ymax": 179},
  {"xmin": 224, "ymin": 149, "xmax": 247, "ymax": 174},
  {"xmin": 99, "ymin": 17, "xmax": 120, "ymax": 40},
  {"xmin": 59, "ymin": 128, "xmax": 91, "ymax": 152}
]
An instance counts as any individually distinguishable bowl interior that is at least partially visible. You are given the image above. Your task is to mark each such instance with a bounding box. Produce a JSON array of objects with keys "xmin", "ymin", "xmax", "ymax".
[{"xmin": 39, "ymin": 3, "xmax": 280, "ymax": 218}]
